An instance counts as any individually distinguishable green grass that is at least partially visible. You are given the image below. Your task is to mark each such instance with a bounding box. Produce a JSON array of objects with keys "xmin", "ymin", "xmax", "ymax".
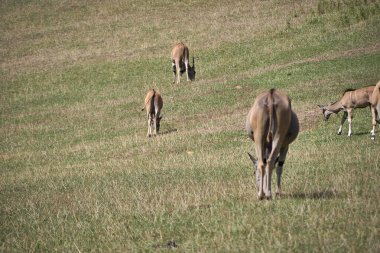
[{"xmin": 1, "ymin": 0, "xmax": 380, "ymax": 252}]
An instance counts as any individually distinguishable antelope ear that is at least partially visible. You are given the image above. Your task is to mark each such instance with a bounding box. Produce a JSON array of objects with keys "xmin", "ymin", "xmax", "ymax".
[
  {"xmin": 247, "ymin": 152, "xmax": 256, "ymax": 163},
  {"xmin": 317, "ymin": 105, "xmax": 325, "ymax": 109}
]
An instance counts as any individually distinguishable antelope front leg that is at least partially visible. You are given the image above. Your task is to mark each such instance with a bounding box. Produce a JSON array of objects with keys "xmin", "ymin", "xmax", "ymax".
[
  {"xmin": 256, "ymin": 168, "xmax": 268, "ymax": 193},
  {"xmin": 176, "ymin": 63, "xmax": 181, "ymax": 84},
  {"xmin": 276, "ymin": 164, "xmax": 283, "ymax": 195},
  {"xmin": 264, "ymin": 162, "xmax": 274, "ymax": 199},
  {"xmin": 172, "ymin": 62, "xmax": 176, "ymax": 84},
  {"xmin": 371, "ymin": 106, "xmax": 376, "ymax": 140},
  {"xmin": 338, "ymin": 111, "xmax": 348, "ymax": 135},
  {"xmin": 185, "ymin": 60, "xmax": 189, "ymax": 81},
  {"xmin": 347, "ymin": 109, "xmax": 353, "ymax": 137},
  {"xmin": 276, "ymin": 146, "xmax": 289, "ymax": 196}
]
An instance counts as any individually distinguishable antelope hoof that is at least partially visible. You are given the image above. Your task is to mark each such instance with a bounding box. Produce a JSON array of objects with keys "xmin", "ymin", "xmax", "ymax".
[
  {"xmin": 337, "ymin": 131, "xmax": 342, "ymax": 135},
  {"xmin": 258, "ymin": 192, "xmax": 265, "ymax": 200},
  {"xmin": 147, "ymin": 134, "xmax": 152, "ymax": 138}
]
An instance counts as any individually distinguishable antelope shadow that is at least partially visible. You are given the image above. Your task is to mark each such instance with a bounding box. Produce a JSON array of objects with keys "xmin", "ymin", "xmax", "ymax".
[
  {"xmin": 284, "ymin": 189, "xmax": 339, "ymax": 200},
  {"xmin": 159, "ymin": 128, "xmax": 177, "ymax": 136}
]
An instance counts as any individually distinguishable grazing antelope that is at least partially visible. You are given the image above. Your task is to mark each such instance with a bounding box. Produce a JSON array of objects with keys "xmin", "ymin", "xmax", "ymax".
[
  {"xmin": 318, "ymin": 85, "xmax": 375, "ymax": 136},
  {"xmin": 370, "ymin": 81, "xmax": 380, "ymax": 140},
  {"xmin": 143, "ymin": 89, "xmax": 163, "ymax": 137},
  {"xmin": 171, "ymin": 42, "xmax": 196, "ymax": 84},
  {"xmin": 246, "ymin": 89, "xmax": 299, "ymax": 200}
]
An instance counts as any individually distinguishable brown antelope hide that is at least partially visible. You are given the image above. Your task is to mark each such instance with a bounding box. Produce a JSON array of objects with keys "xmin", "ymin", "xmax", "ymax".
[
  {"xmin": 171, "ymin": 42, "xmax": 196, "ymax": 84},
  {"xmin": 143, "ymin": 89, "xmax": 163, "ymax": 137},
  {"xmin": 246, "ymin": 89, "xmax": 299, "ymax": 200},
  {"xmin": 318, "ymin": 85, "xmax": 375, "ymax": 137},
  {"xmin": 370, "ymin": 81, "xmax": 380, "ymax": 140}
]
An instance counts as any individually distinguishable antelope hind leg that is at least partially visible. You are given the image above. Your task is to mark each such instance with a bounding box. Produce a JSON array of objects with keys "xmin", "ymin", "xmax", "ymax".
[{"xmin": 147, "ymin": 116, "xmax": 152, "ymax": 137}]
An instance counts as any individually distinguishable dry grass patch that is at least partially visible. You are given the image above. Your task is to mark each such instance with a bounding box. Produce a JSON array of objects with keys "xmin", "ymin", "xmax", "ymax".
[
  {"xmin": 1, "ymin": 0, "xmax": 380, "ymax": 252},
  {"xmin": 1, "ymin": 0, "xmax": 318, "ymax": 77}
]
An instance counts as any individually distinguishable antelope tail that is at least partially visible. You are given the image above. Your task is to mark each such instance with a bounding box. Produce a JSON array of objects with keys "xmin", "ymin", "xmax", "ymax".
[{"xmin": 267, "ymin": 89, "xmax": 275, "ymax": 143}]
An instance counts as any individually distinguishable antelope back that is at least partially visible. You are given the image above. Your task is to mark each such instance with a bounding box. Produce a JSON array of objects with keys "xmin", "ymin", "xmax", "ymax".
[
  {"xmin": 153, "ymin": 91, "xmax": 163, "ymax": 115},
  {"xmin": 171, "ymin": 42, "xmax": 189, "ymax": 62},
  {"xmin": 145, "ymin": 89, "xmax": 154, "ymax": 114},
  {"xmin": 248, "ymin": 89, "xmax": 291, "ymax": 142},
  {"xmin": 371, "ymin": 81, "xmax": 380, "ymax": 109},
  {"xmin": 284, "ymin": 111, "xmax": 299, "ymax": 146},
  {"xmin": 144, "ymin": 89, "xmax": 162, "ymax": 115},
  {"xmin": 341, "ymin": 86, "xmax": 375, "ymax": 108}
]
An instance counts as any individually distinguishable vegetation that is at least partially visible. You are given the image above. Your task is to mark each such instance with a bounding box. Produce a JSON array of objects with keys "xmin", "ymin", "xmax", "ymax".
[{"xmin": 1, "ymin": 0, "xmax": 379, "ymax": 252}]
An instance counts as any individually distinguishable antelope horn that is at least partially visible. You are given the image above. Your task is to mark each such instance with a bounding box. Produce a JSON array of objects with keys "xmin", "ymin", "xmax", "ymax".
[{"xmin": 247, "ymin": 152, "xmax": 256, "ymax": 163}]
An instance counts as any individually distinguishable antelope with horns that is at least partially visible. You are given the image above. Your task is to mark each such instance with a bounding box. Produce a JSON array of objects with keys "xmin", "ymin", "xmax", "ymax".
[
  {"xmin": 370, "ymin": 81, "xmax": 380, "ymax": 140},
  {"xmin": 246, "ymin": 89, "xmax": 299, "ymax": 200},
  {"xmin": 171, "ymin": 42, "xmax": 196, "ymax": 84},
  {"xmin": 318, "ymin": 85, "xmax": 375, "ymax": 137},
  {"xmin": 143, "ymin": 89, "xmax": 163, "ymax": 137}
]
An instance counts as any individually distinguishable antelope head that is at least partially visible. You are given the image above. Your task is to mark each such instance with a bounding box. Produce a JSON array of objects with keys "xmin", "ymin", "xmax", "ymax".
[
  {"xmin": 247, "ymin": 152, "xmax": 258, "ymax": 172},
  {"xmin": 247, "ymin": 152, "xmax": 260, "ymax": 191},
  {"xmin": 248, "ymin": 151, "xmax": 281, "ymax": 192},
  {"xmin": 318, "ymin": 103, "xmax": 334, "ymax": 121}
]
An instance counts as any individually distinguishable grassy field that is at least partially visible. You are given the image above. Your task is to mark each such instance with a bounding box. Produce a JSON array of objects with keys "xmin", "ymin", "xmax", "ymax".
[{"xmin": 1, "ymin": 0, "xmax": 380, "ymax": 252}]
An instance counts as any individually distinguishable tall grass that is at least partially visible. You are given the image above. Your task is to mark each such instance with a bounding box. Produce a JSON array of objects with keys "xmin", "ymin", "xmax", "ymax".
[{"xmin": 1, "ymin": 0, "xmax": 380, "ymax": 252}]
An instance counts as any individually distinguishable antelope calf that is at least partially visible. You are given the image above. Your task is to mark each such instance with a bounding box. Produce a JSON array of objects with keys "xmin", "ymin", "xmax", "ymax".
[
  {"xmin": 246, "ymin": 89, "xmax": 299, "ymax": 200},
  {"xmin": 171, "ymin": 42, "xmax": 196, "ymax": 84},
  {"xmin": 318, "ymin": 85, "xmax": 375, "ymax": 136},
  {"xmin": 143, "ymin": 89, "xmax": 163, "ymax": 137},
  {"xmin": 370, "ymin": 81, "xmax": 380, "ymax": 140}
]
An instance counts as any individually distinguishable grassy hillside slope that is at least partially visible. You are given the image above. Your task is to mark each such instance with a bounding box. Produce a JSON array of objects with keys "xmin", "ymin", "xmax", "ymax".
[{"xmin": 1, "ymin": 0, "xmax": 380, "ymax": 252}]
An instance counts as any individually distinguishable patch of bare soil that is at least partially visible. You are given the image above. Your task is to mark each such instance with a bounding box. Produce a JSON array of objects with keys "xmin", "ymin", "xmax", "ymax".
[{"xmin": 295, "ymin": 107, "xmax": 321, "ymax": 132}]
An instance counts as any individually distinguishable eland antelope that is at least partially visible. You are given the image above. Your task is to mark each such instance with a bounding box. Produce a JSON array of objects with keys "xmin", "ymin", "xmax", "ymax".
[
  {"xmin": 318, "ymin": 85, "xmax": 375, "ymax": 137},
  {"xmin": 171, "ymin": 42, "xmax": 196, "ymax": 84},
  {"xmin": 143, "ymin": 89, "xmax": 163, "ymax": 137},
  {"xmin": 246, "ymin": 89, "xmax": 299, "ymax": 200},
  {"xmin": 370, "ymin": 81, "xmax": 380, "ymax": 140}
]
